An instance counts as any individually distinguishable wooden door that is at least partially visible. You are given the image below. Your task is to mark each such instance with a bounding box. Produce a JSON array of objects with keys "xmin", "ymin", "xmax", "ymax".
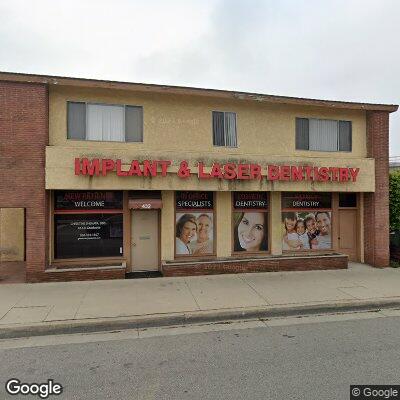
[{"xmin": 338, "ymin": 209, "xmax": 358, "ymax": 261}]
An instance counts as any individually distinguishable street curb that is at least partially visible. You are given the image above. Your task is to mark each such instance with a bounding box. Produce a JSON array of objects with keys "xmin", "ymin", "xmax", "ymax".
[{"xmin": 1, "ymin": 298, "xmax": 400, "ymax": 339}]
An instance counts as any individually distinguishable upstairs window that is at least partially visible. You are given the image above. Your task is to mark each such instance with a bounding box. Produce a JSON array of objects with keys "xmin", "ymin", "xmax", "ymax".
[
  {"xmin": 296, "ymin": 118, "xmax": 352, "ymax": 152},
  {"xmin": 212, "ymin": 111, "xmax": 237, "ymax": 147},
  {"xmin": 67, "ymin": 102, "xmax": 143, "ymax": 142}
]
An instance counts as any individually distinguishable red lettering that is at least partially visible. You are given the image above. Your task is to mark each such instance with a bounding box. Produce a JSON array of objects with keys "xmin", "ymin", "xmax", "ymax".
[
  {"xmin": 143, "ymin": 160, "xmax": 157, "ymax": 177},
  {"xmin": 291, "ymin": 166, "xmax": 303, "ymax": 181},
  {"xmin": 329, "ymin": 167, "xmax": 339, "ymax": 181},
  {"xmin": 116, "ymin": 159, "xmax": 128, "ymax": 176},
  {"xmin": 339, "ymin": 168, "xmax": 349, "ymax": 182},
  {"xmin": 349, "ymin": 168, "xmax": 360, "ymax": 182},
  {"xmin": 237, "ymin": 164, "xmax": 250, "ymax": 180},
  {"xmin": 318, "ymin": 167, "xmax": 329, "ymax": 182},
  {"xmin": 313, "ymin": 167, "xmax": 320, "ymax": 181},
  {"xmin": 304, "ymin": 166, "xmax": 313, "ymax": 180},
  {"xmin": 223, "ymin": 163, "xmax": 237, "ymax": 180},
  {"xmin": 210, "ymin": 163, "xmax": 223, "ymax": 179},
  {"xmin": 198, "ymin": 162, "xmax": 211, "ymax": 179},
  {"xmin": 279, "ymin": 165, "xmax": 290, "ymax": 181},
  {"xmin": 128, "ymin": 160, "xmax": 143, "ymax": 176},
  {"xmin": 268, "ymin": 165, "xmax": 280, "ymax": 180},
  {"xmin": 157, "ymin": 160, "xmax": 172, "ymax": 177},
  {"xmin": 102, "ymin": 159, "xmax": 115, "ymax": 176},
  {"xmin": 249, "ymin": 164, "xmax": 262, "ymax": 180},
  {"xmin": 80, "ymin": 158, "xmax": 100, "ymax": 176}
]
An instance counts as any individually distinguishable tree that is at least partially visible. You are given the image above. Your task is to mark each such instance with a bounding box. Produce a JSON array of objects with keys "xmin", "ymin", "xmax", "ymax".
[{"xmin": 389, "ymin": 172, "xmax": 400, "ymax": 232}]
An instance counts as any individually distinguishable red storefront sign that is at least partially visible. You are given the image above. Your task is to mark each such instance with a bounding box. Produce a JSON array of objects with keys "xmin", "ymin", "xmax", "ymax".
[{"xmin": 74, "ymin": 158, "xmax": 360, "ymax": 182}]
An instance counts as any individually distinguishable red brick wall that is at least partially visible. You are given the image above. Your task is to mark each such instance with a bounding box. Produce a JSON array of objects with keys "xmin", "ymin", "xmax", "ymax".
[
  {"xmin": 162, "ymin": 255, "xmax": 348, "ymax": 277},
  {"xmin": 0, "ymin": 81, "xmax": 49, "ymax": 281},
  {"xmin": 364, "ymin": 111, "xmax": 390, "ymax": 267},
  {"xmin": 27, "ymin": 268, "xmax": 126, "ymax": 283}
]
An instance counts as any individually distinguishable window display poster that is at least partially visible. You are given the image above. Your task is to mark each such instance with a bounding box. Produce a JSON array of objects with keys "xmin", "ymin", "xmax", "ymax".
[
  {"xmin": 175, "ymin": 212, "xmax": 214, "ymax": 256},
  {"xmin": 233, "ymin": 212, "xmax": 268, "ymax": 252},
  {"xmin": 281, "ymin": 211, "xmax": 332, "ymax": 251}
]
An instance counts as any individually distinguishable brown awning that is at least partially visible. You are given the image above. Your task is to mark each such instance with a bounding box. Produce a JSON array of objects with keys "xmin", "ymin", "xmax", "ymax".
[{"xmin": 129, "ymin": 199, "xmax": 163, "ymax": 210}]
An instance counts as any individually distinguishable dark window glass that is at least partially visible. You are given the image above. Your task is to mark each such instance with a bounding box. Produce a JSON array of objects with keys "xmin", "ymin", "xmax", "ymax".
[
  {"xmin": 339, "ymin": 120, "xmax": 352, "ymax": 151},
  {"xmin": 125, "ymin": 106, "xmax": 143, "ymax": 142},
  {"xmin": 295, "ymin": 118, "xmax": 309, "ymax": 150},
  {"xmin": 339, "ymin": 193, "xmax": 357, "ymax": 207},
  {"xmin": 212, "ymin": 111, "xmax": 237, "ymax": 147},
  {"xmin": 67, "ymin": 102, "xmax": 86, "ymax": 139},
  {"xmin": 55, "ymin": 213, "xmax": 123, "ymax": 259},
  {"xmin": 213, "ymin": 111, "xmax": 225, "ymax": 146}
]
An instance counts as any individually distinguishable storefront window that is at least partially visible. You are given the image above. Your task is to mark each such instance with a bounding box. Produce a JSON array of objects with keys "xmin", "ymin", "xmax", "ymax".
[
  {"xmin": 281, "ymin": 192, "xmax": 332, "ymax": 251},
  {"xmin": 54, "ymin": 191, "xmax": 124, "ymax": 259},
  {"xmin": 233, "ymin": 192, "xmax": 269, "ymax": 253},
  {"xmin": 175, "ymin": 191, "xmax": 214, "ymax": 257}
]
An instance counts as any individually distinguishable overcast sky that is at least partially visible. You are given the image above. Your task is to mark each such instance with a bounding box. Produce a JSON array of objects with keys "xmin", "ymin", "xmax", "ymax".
[{"xmin": 1, "ymin": 0, "xmax": 399, "ymax": 155}]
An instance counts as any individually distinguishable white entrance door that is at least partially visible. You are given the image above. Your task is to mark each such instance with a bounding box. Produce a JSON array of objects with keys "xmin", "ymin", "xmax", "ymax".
[{"xmin": 130, "ymin": 210, "xmax": 159, "ymax": 271}]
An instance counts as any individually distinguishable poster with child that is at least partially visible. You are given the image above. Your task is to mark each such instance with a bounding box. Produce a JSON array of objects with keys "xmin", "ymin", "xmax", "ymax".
[{"xmin": 281, "ymin": 192, "xmax": 332, "ymax": 251}]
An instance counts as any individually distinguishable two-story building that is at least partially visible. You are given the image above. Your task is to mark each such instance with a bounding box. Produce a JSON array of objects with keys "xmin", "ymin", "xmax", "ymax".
[{"xmin": 0, "ymin": 72, "xmax": 397, "ymax": 282}]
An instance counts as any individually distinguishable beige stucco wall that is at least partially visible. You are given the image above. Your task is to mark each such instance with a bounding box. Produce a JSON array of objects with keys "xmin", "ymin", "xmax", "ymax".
[
  {"xmin": 49, "ymin": 85, "xmax": 367, "ymax": 158},
  {"xmin": 47, "ymin": 85, "xmax": 373, "ymax": 192},
  {"xmin": 0, "ymin": 208, "xmax": 24, "ymax": 261}
]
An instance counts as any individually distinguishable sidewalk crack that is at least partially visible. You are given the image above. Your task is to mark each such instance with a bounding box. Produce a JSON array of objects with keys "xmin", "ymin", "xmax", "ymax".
[
  {"xmin": 73, "ymin": 285, "xmax": 91, "ymax": 320},
  {"xmin": 184, "ymin": 279, "xmax": 201, "ymax": 311},
  {"xmin": 237, "ymin": 275, "xmax": 270, "ymax": 305}
]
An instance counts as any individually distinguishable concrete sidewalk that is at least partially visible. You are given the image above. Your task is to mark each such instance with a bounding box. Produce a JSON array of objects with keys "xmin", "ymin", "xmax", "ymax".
[{"xmin": 1, "ymin": 262, "xmax": 400, "ymax": 337}]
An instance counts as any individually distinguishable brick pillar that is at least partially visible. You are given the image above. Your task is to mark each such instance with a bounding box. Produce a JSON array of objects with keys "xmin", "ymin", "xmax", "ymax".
[
  {"xmin": 364, "ymin": 111, "xmax": 389, "ymax": 267},
  {"xmin": 0, "ymin": 81, "xmax": 49, "ymax": 281}
]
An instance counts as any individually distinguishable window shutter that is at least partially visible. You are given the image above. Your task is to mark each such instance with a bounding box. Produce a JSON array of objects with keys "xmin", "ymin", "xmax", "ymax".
[
  {"xmin": 125, "ymin": 106, "xmax": 143, "ymax": 142},
  {"xmin": 67, "ymin": 102, "xmax": 86, "ymax": 139},
  {"xmin": 295, "ymin": 118, "xmax": 309, "ymax": 150},
  {"xmin": 339, "ymin": 120, "xmax": 352, "ymax": 151},
  {"xmin": 213, "ymin": 111, "xmax": 225, "ymax": 146}
]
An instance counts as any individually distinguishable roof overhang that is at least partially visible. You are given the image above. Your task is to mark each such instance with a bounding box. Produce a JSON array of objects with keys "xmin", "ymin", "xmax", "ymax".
[{"xmin": 0, "ymin": 71, "xmax": 398, "ymax": 113}]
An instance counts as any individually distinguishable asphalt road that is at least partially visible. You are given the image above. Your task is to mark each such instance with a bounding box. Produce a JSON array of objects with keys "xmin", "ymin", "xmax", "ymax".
[{"xmin": 1, "ymin": 312, "xmax": 400, "ymax": 400}]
